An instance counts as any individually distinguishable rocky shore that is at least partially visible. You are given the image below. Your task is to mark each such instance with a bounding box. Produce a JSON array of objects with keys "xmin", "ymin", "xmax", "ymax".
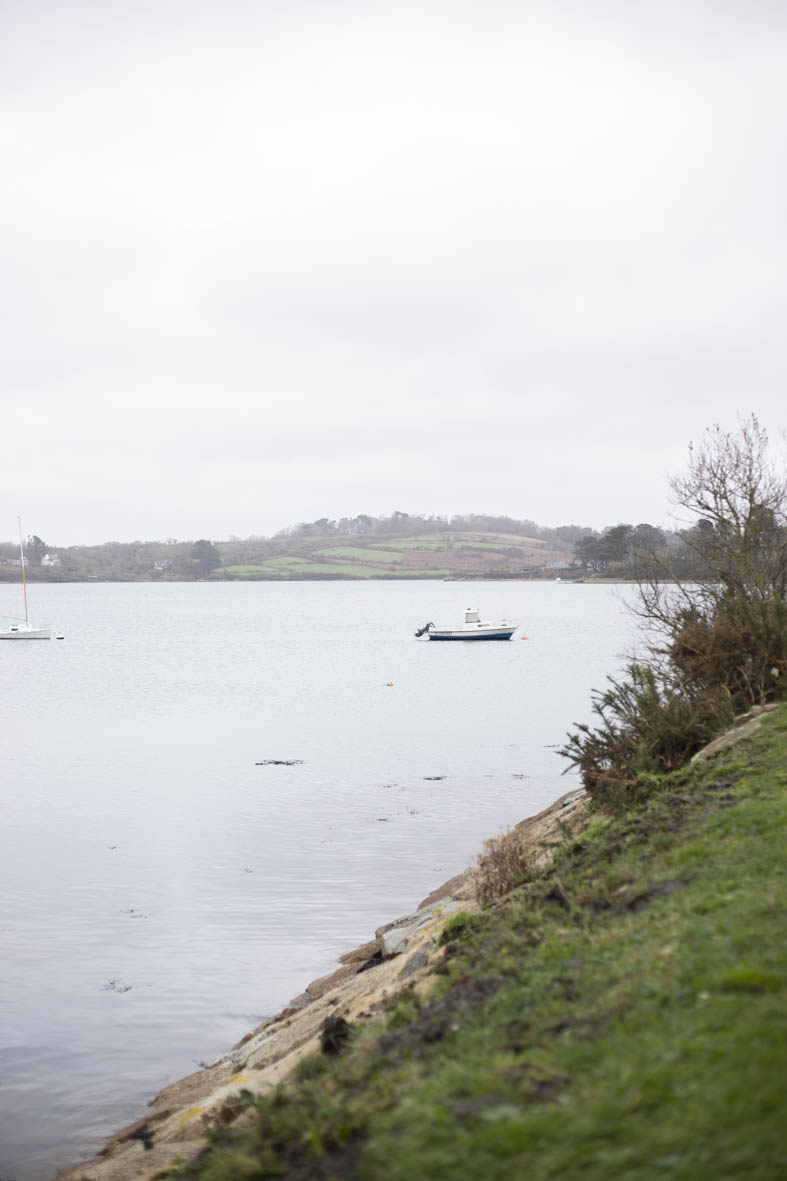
[{"xmin": 59, "ymin": 789, "xmax": 590, "ymax": 1181}]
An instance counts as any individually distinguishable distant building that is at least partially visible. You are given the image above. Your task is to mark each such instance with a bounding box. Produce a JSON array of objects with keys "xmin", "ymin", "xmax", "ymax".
[
  {"xmin": 41, "ymin": 553, "xmax": 62, "ymax": 567},
  {"xmin": 153, "ymin": 559, "xmax": 173, "ymax": 571}
]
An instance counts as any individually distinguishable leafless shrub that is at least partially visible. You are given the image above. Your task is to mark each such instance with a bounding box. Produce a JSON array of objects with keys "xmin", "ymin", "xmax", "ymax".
[{"xmin": 475, "ymin": 829, "xmax": 534, "ymax": 905}]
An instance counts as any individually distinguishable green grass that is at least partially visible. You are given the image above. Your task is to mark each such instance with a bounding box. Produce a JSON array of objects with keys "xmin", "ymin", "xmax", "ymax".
[
  {"xmin": 186, "ymin": 707, "xmax": 787, "ymax": 1180},
  {"xmin": 316, "ymin": 547, "xmax": 404, "ymax": 564},
  {"xmin": 225, "ymin": 557, "xmax": 312, "ymax": 573},
  {"xmin": 226, "ymin": 557, "xmax": 380, "ymax": 576},
  {"xmin": 287, "ymin": 562, "xmax": 386, "ymax": 577},
  {"xmin": 223, "ymin": 565, "xmax": 276, "ymax": 575},
  {"xmin": 452, "ymin": 540, "xmax": 522, "ymax": 552},
  {"xmin": 216, "ymin": 560, "xmax": 454, "ymax": 580},
  {"xmin": 260, "ymin": 556, "xmax": 312, "ymax": 567}
]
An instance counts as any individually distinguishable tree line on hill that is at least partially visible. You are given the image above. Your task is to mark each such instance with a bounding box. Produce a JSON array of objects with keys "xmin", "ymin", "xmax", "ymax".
[
  {"xmin": 568, "ymin": 515, "xmax": 777, "ymax": 581},
  {"xmin": 0, "ymin": 537, "xmax": 223, "ymax": 582},
  {"xmin": 276, "ymin": 511, "xmax": 592, "ymax": 547}
]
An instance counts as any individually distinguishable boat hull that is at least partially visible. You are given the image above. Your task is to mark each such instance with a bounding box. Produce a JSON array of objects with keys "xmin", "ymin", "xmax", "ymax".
[
  {"xmin": 0, "ymin": 627, "xmax": 51, "ymax": 640},
  {"xmin": 428, "ymin": 628, "xmax": 517, "ymax": 641}
]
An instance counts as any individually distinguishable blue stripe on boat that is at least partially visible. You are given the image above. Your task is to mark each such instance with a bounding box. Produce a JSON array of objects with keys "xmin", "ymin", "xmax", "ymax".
[{"xmin": 428, "ymin": 632, "xmax": 515, "ymax": 641}]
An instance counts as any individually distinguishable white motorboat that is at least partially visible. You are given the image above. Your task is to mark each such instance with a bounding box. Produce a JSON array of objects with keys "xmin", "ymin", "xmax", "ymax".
[
  {"xmin": 0, "ymin": 518, "xmax": 51, "ymax": 640},
  {"xmin": 415, "ymin": 608, "xmax": 518, "ymax": 641}
]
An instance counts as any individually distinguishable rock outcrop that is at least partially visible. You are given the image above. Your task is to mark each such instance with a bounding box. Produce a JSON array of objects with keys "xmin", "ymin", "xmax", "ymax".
[{"xmin": 691, "ymin": 703, "xmax": 779, "ymax": 763}]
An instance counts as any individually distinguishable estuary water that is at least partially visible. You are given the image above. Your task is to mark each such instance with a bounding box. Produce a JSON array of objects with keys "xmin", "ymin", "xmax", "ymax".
[{"xmin": 0, "ymin": 580, "xmax": 632, "ymax": 1179}]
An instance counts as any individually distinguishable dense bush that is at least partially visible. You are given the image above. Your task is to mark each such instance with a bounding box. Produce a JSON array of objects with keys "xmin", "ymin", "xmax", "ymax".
[
  {"xmin": 560, "ymin": 664, "xmax": 735, "ymax": 803},
  {"xmin": 668, "ymin": 596, "xmax": 787, "ymax": 706}
]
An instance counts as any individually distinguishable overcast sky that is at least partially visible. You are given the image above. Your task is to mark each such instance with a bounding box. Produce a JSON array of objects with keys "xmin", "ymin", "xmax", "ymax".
[{"xmin": 2, "ymin": 0, "xmax": 786, "ymax": 545}]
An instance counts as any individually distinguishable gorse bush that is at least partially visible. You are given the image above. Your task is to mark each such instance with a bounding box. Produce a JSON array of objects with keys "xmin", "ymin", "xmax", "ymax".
[
  {"xmin": 563, "ymin": 417, "xmax": 787, "ymax": 804},
  {"xmin": 668, "ymin": 595, "xmax": 787, "ymax": 706},
  {"xmin": 559, "ymin": 664, "xmax": 735, "ymax": 803}
]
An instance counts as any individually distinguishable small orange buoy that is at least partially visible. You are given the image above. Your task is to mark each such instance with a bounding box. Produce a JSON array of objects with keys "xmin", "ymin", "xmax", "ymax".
[{"xmin": 521, "ymin": 636, "xmax": 528, "ymax": 640}]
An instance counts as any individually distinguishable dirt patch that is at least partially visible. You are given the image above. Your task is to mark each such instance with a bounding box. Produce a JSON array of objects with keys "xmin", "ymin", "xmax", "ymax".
[
  {"xmin": 558, "ymin": 773, "xmax": 742, "ymax": 883},
  {"xmin": 624, "ymin": 876, "xmax": 692, "ymax": 913},
  {"xmin": 544, "ymin": 1013, "xmax": 610, "ymax": 1042},
  {"xmin": 379, "ymin": 974, "xmax": 504, "ymax": 1056},
  {"xmin": 321, "ymin": 1016, "xmax": 352, "ymax": 1056}
]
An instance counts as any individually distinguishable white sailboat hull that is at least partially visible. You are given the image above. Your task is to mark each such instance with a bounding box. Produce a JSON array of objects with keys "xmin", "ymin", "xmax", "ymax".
[{"xmin": 0, "ymin": 625, "xmax": 51, "ymax": 639}]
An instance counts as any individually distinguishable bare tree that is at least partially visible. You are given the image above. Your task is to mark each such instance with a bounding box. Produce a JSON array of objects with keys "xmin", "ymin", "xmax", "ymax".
[
  {"xmin": 671, "ymin": 417, "xmax": 786, "ymax": 595},
  {"xmin": 634, "ymin": 416, "xmax": 787, "ymax": 705}
]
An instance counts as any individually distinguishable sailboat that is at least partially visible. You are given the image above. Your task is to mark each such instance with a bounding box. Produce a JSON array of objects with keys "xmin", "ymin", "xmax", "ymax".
[{"xmin": 0, "ymin": 519, "xmax": 51, "ymax": 640}]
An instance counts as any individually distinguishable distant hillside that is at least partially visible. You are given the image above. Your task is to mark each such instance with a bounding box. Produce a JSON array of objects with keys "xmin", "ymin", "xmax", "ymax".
[
  {"xmin": 218, "ymin": 530, "xmax": 574, "ymax": 580},
  {"xmin": 0, "ymin": 513, "xmax": 585, "ymax": 582}
]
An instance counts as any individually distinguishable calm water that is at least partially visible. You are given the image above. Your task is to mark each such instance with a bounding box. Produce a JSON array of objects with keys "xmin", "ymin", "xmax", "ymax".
[{"xmin": 0, "ymin": 581, "xmax": 631, "ymax": 1179}]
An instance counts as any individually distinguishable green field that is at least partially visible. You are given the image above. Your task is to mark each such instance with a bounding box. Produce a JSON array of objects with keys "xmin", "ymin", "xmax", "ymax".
[
  {"xmin": 224, "ymin": 557, "xmax": 311, "ymax": 574},
  {"xmin": 378, "ymin": 533, "xmax": 544, "ymax": 553},
  {"xmin": 225, "ymin": 560, "xmax": 381, "ymax": 577},
  {"xmin": 223, "ymin": 559, "xmax": 454, "ymax": 579},
  {"xmin": 223, "ymin": 564, "xmax": 276, "ymax": 575},
  {"xmin": 188, "ymin": 709, "xmax": 787, "ymax": 1181},
  {"xmin": 375, "ymin": 537, "xmax": 458, "ymax": 550},
  {"xmin": 216, "ymin": 530, "xmax": 566, "ymax": 579},
  {"xmin": 260, "ymin": 556, "xmax": 311, "ymax": 566},
  {"xmin": 454, "ymin": 540, "xmax": 524, "ymax": 551},
  {"xmin": 316, "ymin": 546, "xmax": 404, "ymax": 563},
  {"xmin": 291, "ymin": 562, "xmax": 385, "ymax": 576},
  {"xmin": 297, "ymin": 563, "xmax": 453, "ymax": 577}
]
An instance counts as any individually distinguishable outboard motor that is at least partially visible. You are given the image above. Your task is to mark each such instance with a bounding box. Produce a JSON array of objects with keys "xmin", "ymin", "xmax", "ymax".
[{"xmin": 414, "ymin": 621, "xmax": 434, "ymax": 637}]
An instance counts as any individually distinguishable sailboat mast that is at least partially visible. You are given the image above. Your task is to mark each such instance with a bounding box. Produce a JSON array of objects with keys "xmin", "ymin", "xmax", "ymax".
[{"xmin": 18, "ymin": 516, "xmax": 29, "ymax": 627}]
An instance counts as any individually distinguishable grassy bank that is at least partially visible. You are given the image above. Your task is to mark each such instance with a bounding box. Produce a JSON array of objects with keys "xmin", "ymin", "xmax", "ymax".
[{"xmin": 184, "ymin": 709, "xmax": 787, "ymax": 1181}]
